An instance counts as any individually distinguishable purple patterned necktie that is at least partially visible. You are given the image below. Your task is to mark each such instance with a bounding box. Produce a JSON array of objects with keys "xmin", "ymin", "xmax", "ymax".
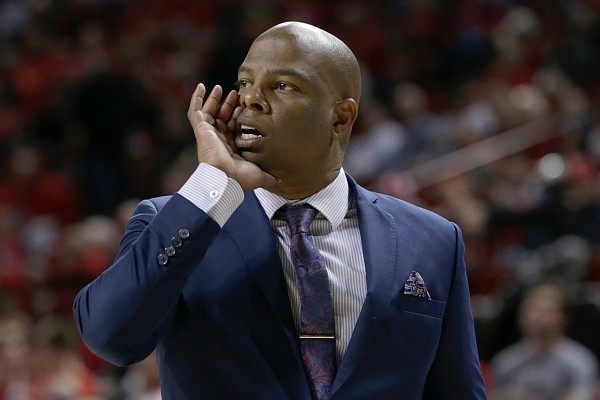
[{"xmin": 282, "ymin": 204, "xmax": 336, "ymax": 400}]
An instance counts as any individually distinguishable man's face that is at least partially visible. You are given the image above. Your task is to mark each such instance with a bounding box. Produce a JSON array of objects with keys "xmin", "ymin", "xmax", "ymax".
[
  {"xmin": 518, "ymin": 285, "xmax": 567, "ymax": 342},
  {"xmin": 234, "ymin": 34, "xmax": 340, "ymax": 190}
]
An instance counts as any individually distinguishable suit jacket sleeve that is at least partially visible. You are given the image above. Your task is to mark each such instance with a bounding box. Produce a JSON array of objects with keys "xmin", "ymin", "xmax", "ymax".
[
  {"xmin": 423, "ymin": 223, "xmax": 487, "ymax": 399},
  {"xmin": 73, "ymin": 194, "xmax": 220, "ymax": 366}
]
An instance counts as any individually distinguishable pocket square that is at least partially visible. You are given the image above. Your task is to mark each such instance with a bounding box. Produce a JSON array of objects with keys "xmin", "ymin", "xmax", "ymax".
[{"xmin": 403, "ymin": 271, "xmax": 431, "ymax": 299}]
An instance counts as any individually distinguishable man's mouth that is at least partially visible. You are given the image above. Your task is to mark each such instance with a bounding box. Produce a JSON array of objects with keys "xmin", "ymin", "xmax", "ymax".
[
  {"xmin": 236, "ymin": 124, "xmax": 265, "ymax": 149},
  {"xmin": 239, "ymin": 124, "xmax": 264, "ymax": 139}
]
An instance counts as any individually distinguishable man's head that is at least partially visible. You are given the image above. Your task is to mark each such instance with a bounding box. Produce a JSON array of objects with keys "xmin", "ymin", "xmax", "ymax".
[
  {"xmin": 234, "ymin": 21, "xmax": 361, "ymax": 198},
  {"xmin": 517, "ymin": 279, "xmax": 571, "ymax": 349}
]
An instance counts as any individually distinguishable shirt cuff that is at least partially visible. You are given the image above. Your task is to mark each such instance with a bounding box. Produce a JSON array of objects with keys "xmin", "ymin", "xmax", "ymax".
[{"xmin": 178, "ymin": 163, "xmax": 244, "ymax": 227}]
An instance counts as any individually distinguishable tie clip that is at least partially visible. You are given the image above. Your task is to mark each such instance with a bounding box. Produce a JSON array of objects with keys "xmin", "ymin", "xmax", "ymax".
[{"xmin": 299, "ymin": 335, "xmax": 335, "ymax": 339}]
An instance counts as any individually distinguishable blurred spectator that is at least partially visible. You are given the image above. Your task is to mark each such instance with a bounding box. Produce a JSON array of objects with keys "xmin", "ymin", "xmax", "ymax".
[
  {"xmin": 0, "ymin": 143, "xmax": 81, "ymax": 224},
  {"xmin": 490, "ymin": 278, "xmax": 599, "ymax": 400},
  {"xmin": 0, "ymin": 311, "xmax": 102, "ymax": 399},
  {"xmin": 344, "ymin": 97, "xmax": 407, "ymax": 183},
  {"xmin": 69, "ymin": 64, "xmax": 160, "ymax": 215},
  {"xmin": 488, "ymin": 151, "xmax": 600, "ymax": 249}
]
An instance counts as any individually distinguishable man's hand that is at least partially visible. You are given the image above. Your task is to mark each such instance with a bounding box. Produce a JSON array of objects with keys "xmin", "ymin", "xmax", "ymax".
[{"xmin": 187, "ymin": 83, "xmax": 278, "ymax": 191}]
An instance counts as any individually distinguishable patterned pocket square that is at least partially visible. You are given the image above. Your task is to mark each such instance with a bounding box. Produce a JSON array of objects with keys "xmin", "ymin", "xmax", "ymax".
[{"xmin": 403, "ymin": 271, "xmax": 431, "ymax": 299}]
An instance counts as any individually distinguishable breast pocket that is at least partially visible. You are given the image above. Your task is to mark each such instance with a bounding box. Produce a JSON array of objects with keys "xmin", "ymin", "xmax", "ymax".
[
  {"xmin": 397, "ymin": 294, "xmax": 446, "ymax": 320},
  {"xmin": 388, "ymin": 294, "xmax": 446, "ymax": 363}
]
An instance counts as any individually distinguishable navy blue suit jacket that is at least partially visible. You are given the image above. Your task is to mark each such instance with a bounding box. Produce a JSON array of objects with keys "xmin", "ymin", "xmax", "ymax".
[{"xmin": 73, "ymin": 175, "xmax": 487, "ymax": 399}]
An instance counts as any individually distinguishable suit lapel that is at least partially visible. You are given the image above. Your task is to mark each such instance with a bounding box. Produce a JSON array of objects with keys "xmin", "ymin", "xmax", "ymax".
[
  {"xmin": 227, "ymin": 192, "xmax": 309, "ymax": 375},
  {"xmin": 226, "ymin": 192, "xmax": 297, "ymax": 337},
  {"xmin": 225, "ymin": 193, "xmax": 311, "ymax": 398},
  {"xmin": 330, "ymin": 178, "xmax": 399, "ymax": 395}
]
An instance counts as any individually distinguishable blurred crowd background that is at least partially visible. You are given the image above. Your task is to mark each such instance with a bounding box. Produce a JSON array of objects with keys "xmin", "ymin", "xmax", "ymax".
[{"xmin": 1, "ymin": 0, "xmax": 600, "ymax": 399}]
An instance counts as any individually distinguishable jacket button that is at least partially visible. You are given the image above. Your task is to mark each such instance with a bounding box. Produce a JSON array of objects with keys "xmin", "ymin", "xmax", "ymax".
[
  {"xmin": 172, "ymin": 236, "xmax": 183, "ymax": 248},
  {"xmin": 165, "ymin": 246, "xmax": 176, "ymax": 257},
  {"xmin": 157, "ymin": 253, "xmax": 169, "ymax": 266},
  {"xmin": 178, "ymin": 228, "xmax": 190, "ymax": 239}
]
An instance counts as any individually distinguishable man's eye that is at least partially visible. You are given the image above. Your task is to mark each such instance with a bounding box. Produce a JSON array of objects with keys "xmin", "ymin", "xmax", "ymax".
[
  {"xmin": 277, "ymin": 82, "xmax": 293, "ymax": 91},
  {"xmin": 236, "ymin": 80, "xmax": 251, "ymax": 89}
]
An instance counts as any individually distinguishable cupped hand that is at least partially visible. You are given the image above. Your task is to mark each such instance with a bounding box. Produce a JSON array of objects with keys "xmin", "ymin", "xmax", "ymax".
[{"xmin": 187, "ymin": 83, "xmax": 278, "ymax": 191}]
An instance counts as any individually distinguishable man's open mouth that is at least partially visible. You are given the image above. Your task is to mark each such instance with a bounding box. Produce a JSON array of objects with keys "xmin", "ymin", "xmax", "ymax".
[
  {"xmin": 236, "ymin": 124, "xmax": 265, "ymax": 149},
  {"xmin": 239, "ymin": 124, "xmax": 264, "ymax": 139}
]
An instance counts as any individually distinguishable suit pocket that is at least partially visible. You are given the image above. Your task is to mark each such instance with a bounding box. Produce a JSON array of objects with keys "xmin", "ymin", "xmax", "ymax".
[{"xmin": 397, "ymin": 295, "xmax": 445, "ymax": 319}]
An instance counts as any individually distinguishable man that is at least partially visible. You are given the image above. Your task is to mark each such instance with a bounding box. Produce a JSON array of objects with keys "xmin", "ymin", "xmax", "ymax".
[
  {"xmin": 73, "ymin": 21, "xmax": 487, "ymax": 399},
  {"xmin": 491, "ymin": 279, "xmax": 598, "ymax": 400}
]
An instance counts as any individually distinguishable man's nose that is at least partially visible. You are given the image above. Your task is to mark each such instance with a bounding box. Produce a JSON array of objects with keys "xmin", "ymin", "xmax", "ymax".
[{"xmin": 240, "ymin": 87, "xmax": 270, "ymax": 113}]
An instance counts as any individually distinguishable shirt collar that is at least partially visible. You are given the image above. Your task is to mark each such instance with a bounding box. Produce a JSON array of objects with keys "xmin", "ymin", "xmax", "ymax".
[{"xmin": 254, "ymin": 168, "xmax": 349, "ymax": 231}]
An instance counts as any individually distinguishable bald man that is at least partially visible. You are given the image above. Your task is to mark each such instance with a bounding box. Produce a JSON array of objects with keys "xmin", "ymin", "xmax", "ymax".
[{"xmin": 74, "ymin": 22, "xmax": 487, "ymax": 400}]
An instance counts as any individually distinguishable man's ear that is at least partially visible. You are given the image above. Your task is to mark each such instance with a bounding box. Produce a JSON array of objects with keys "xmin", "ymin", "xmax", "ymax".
[{"xmin": 333, "ymin": 98, "xmax": 358, "ymax": 138}]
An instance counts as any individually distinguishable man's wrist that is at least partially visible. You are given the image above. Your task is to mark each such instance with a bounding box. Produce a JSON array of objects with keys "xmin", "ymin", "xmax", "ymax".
[{"xmin": 178, "ymin": 163, "xmax": 244, "ymax": 227}]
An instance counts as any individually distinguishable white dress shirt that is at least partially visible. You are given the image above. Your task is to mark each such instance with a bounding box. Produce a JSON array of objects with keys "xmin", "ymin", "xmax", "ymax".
[{"xmin": 179, "ymin": 163, "xmax": 367, "ymax": 363}]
